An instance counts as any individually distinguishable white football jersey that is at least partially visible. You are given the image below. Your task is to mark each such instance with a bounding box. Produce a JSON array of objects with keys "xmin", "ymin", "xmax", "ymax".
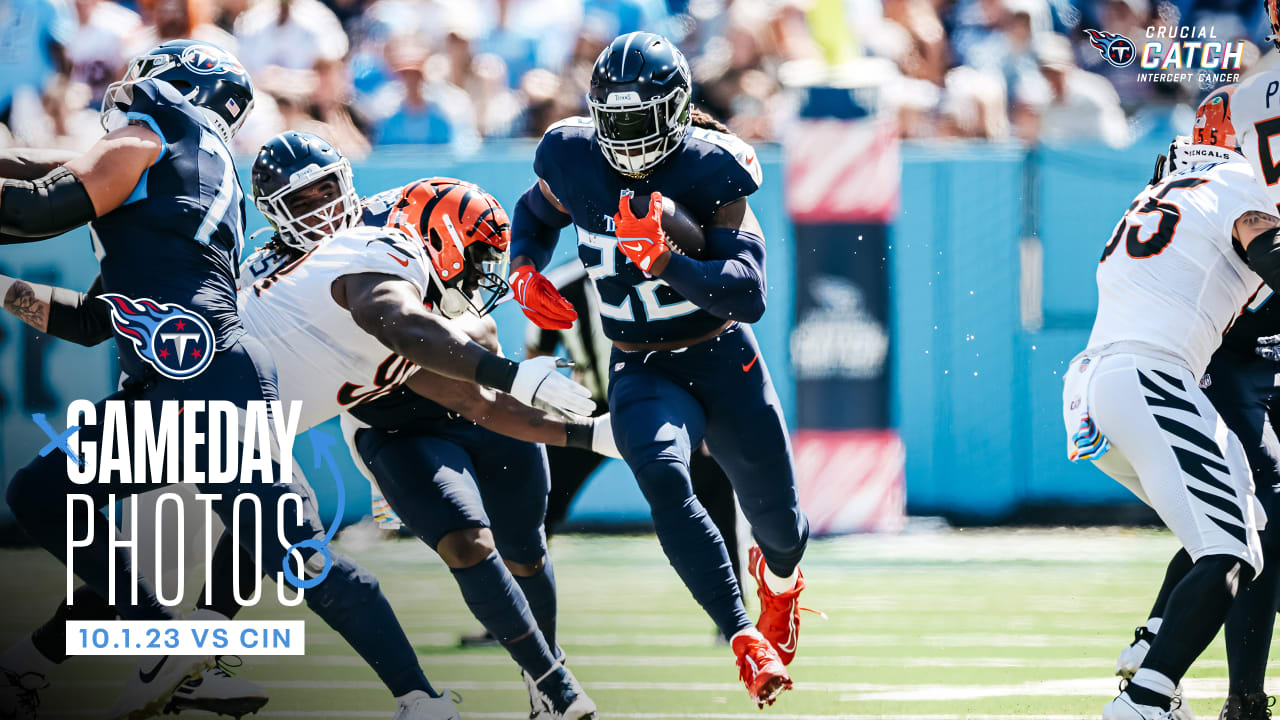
[
  {"xmin": 1088, "ymin": 155, "xmax": 1269, "ymax": 376},
  {"xmin": 1231, "ymin": 70, "xmax": 1280, "ymax": 214},
  {"xmin": 238, "ymin": 226, "xmax": 434, "ymax": 432}
]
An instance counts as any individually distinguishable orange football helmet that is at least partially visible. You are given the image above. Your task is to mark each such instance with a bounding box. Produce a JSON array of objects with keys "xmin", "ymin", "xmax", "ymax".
[
  {"xmin": 1269, "ymin": 0, "xmax": 1280, "ymax": 50},
  {"xmin": 1193, "ymin": 84, "xmax": 1237, "ymax": 150},
  {"xmin": 385, "ymin": 177, "xmax": 511, "ymax": 318}
]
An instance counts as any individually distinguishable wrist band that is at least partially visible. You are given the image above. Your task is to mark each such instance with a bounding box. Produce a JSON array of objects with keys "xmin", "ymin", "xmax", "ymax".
[
  {"xmin": 475, "ymin": 352, "xmax": 519, "ymax": 393},
  {"xmin": 565, "ymin": 419, "xmax": 595, "ymax": 450}
]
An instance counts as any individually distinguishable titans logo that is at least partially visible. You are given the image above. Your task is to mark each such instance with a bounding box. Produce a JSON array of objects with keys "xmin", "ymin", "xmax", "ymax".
[
  {"xmin": 1084, "ymin": 29, "xmax": 1137, "ymax": 68},
  {"xmin": 99, "ymin": 294, "xmax": 215, "ymax": 380}
]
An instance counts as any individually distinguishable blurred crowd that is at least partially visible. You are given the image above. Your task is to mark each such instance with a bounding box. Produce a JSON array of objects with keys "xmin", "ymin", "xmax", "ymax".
[{"xmin": 0, "ymin": 0, "xmax": 1272, "ymax": 156}]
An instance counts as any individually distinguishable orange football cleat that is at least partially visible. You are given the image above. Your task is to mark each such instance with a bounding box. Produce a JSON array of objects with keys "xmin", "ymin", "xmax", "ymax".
[
  {"xmin": 748, "ymin": 545, "xmax": 810, "ymax": 665},
  {"xmin": 731, "ymin": 628, "xmax": 792, "ymax": 708}
]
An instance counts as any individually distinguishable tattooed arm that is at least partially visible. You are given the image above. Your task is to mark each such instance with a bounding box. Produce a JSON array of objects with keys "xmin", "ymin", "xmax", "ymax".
[
  {"xmin": 1234, "ymin": 210, "xmax": 1280, "ymax": 248},
  {"xmin": 0, "ymin": 276, "xmax": 52, "ymax": 331},
  {"xmin": 0, "ymin": 274, "xmax": 113, "ymax": 345}
]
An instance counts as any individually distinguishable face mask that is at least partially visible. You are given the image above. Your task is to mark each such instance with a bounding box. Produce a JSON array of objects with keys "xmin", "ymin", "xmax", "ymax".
[{"xmin": 438, "ymin": 287, "xmax": 477, "ymax": 319}]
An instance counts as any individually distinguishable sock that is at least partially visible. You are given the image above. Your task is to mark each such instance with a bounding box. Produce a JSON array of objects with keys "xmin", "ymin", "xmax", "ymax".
[
  {"xmin": 1143, "ymin": 555, "xmax": 1251, "ymax": 689},
  {"xmin": 30, "ymin": 585, "xmax": 116, "ymax": 666},
  {"xmin": 1129, "ymin": 668, "xmax": 1176, "ymax": 709},
  {"xmin": 764, "ymin": 565, "xmax": 799, "ymax": 595},
  {"xmin": 514, "ymin": 561, "xmax": 558, "ymax": 654},
  {"xmin": 0, "ymin": 635, "xmax": 55, "ymax": 676},
  {"xmin": 1224, "ymin": 553, "xmax": 1280, "ymax": 696},
  {"xmin": 1146, "ymin": 617, "xmax": 1163, "ymax": 634},
  {"xmin": 639, "ymin": 459, "xmax": 753, "ymax": 640},
  {"xmin": 452, "ymin": 552, "xmax": 557, "ymax": 679},
  {"xmin": 198, "ymin": 530, "xmax": 255, "ymax": 619}
]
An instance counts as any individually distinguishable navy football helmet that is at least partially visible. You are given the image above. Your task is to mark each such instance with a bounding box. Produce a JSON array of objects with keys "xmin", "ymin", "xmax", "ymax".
[
  {"xmin": 101, "ymin": 39, "xmax": 254, "ymax": 144},
  {"xmin": 587, "ymin": 32, "xmax": 692, "ymax": 177},
  {"xmin": 251, "ymin": 131, "xmax": 360, "ymax": 252}
]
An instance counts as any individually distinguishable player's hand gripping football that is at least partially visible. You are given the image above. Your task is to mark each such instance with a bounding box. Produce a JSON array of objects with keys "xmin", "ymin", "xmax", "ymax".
[
  {"xmin": 511, "ymin": 355, "xmax": 596, "ymax": 417},
  {"xmin": 509, "ymin": 265, "xmax": 577, "ymax": 330},
  {"xmin": 614, "ymin": 191, "xmax": 670, "ymax": 274}
]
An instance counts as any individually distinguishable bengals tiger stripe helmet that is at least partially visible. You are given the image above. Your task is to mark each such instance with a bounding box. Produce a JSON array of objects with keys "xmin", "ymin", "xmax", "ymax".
[
  {"xmin": 385, "ymin": 177, "xmax": 511, "ymax": 318},
  {"xmin": 1193, "ymin": 84, "xmax": 1237, "ymax": 151}
]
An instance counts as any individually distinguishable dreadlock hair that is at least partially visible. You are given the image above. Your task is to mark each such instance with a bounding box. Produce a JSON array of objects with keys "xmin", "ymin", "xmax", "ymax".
[{"xmin": 690, "ymin": 107, "xmax": 732, "ymax": 135}]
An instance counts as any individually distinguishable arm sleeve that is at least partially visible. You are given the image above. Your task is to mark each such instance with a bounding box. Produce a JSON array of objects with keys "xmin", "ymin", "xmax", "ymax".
[
  {"xmin": 659, "ymin": 227, "xmax": 767, "ymax": 323},
  {"xmin": 46, "ymin": 275, "xmax": 114, "ymax": 346},
  {"xmin": 509, "ymin": 182, "xmax": 571, "ymax": 271},
  {"xmin": 1247, "ymin": 227, "xmax": 1280, "ymax": 293}
]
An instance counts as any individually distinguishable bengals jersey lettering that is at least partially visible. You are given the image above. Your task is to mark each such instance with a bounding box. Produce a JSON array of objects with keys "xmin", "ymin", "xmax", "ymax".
[
  {"xmin": 1088, "ymin": 155, "xmax": 1270, "ymax": 376},
  {"xmin": 237, "ymin": 225, "xmax": 433, "ymax": 431}
]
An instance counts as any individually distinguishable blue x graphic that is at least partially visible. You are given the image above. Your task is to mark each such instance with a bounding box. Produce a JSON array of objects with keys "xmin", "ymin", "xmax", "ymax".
[{"xmin": 32, "ymin": 413, "xmax": 84, "ymax": 468}]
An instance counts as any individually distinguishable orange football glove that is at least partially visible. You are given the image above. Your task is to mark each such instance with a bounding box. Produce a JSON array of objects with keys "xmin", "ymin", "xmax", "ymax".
[
  {"xmin": 509, "ymin": 265, "xmax": 577, "ymax": 330},
  {"xmin": 614, "ymin": 192, "xmax": 669, "ymax": 274}
]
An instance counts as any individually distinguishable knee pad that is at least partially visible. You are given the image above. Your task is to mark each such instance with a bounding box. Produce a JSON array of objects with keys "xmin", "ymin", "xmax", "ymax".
[{"xmin": 632, "ymin": 458, "xmax": 694, "ymax": 505}]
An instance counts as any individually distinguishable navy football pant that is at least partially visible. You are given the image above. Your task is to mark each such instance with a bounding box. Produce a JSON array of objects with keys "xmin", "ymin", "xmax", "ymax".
[
  {"xmin": 1146, "ymin": 347, "xmax": 1280, "ymax": 696},
  {"xmin": 543, "ymin": 443, "xmax": 744, "ymax": 583},
  {"xmin": 354, "ymin": 419, "xmax": 561, "ymax": 668},
  {"xmin": 6, "ymin": 336, "xmax": 430, "ymax": 696},
  {"xmin": 354, "ymin": 419, "xmax": 550, "ymax": 564},
  {"xmin": 608, "ymin": 323, "xmax": 808, "ymax": 640}
]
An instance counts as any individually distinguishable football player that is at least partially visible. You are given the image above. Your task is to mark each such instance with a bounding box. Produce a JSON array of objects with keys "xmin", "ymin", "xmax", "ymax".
[
  {"xmin": 1063, "ymin": 85, "xmax": 1280, "ymax": 720},
  {"xmin": 507, "ymin": 31, "xmax": 810, "ymax": 708},
  {"xmin": 0, "ymin": 40, "xmax": 456, "ymax": 720},
  {"xmin": 1, "ymin": 132, "xmax": 607, "ymax": 720}
]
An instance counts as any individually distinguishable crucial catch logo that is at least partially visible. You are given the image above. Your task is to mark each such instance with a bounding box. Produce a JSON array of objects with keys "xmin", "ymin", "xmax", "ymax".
[{"xmin": 100, "ymin": 294, "xmax": 215, "ymax": 379}]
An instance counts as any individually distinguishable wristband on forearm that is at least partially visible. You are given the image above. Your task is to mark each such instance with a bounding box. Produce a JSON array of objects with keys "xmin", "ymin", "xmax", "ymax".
[
  {"xmin": 475, "ymin": 352, "xmax": 519, "ymax": 393},
  {"xmin": 565, "ymin": 418, "xmax": 595, "ymax": 450}
]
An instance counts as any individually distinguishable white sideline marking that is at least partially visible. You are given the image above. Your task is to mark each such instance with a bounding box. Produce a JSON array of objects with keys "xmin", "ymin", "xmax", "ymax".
[
  {"xmin": 249, "ymin": 654, "xmax": 1129, "ymax": 669},
  {"xmin": 840, "ymin": 677, "xmax": 1234, "ymax": 702},
  {"xmin": 304, "ymin": 631, "xmax": 1130, "ymax": 649},
  {"xmin": 249, "ymin": 714, "xmax": 1100, "ymax": 720}
]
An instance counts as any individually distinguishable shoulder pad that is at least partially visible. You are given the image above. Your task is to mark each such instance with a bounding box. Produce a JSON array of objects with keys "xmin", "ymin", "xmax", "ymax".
[
  {"xmin": 544, "ymin": 116, "xmax": 595, "ymax": 136},
  {"xmin": 360, "ymin": 185, "xmax": 406, "ymax": 227},
  {"xmin": 688, "ymin": 127, "xmax": 763, "ymax": 190}
]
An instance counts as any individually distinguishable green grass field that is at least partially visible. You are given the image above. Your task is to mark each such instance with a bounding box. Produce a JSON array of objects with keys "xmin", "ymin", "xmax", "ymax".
[{"xmin": 1, "ymin": 526, "xmax": 1269, "ymax": 719}]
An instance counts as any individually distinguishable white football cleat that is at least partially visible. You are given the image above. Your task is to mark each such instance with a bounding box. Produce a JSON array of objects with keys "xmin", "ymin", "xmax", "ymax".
[
  {"xmin": 389, "ymin": 690, "xmax": 462, "ymax": 720},
  {"xmin": 522, "ymin": 669, "xmax": 552, "ymax": 720},
  {"xmin": 524, "ymin": 663, "xmax": 596, "ymax": 720},
  {"xmin": 1105, "ymin": 691, "xmax": 1181, "ymax": 720},
  {"xmin": 166, "ymin": 657, "xmax": 268, "ymax": 718},
  {"xmin": 107, "ymin": 654, "xmax": 211, "ymax": 720},
  {"xmin": 1116, "ymin": 626, "xmax": 1156, "ymax": 679}
]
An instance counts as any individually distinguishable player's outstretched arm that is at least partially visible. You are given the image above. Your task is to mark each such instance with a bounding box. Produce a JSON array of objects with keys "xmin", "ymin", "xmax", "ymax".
[
  {"xmin": 0, "ymin": 125, "xmax": 161, "ymax": 242},
  {"xmin": 337, "ymin": 271, "xmax": 595, "ymax": 417},
  {"xmin": 0, "ymin": 148, "xmax": 79, "ymax": 179},
  {"xmin": 403, "ymin": 370, "xmax": 619, "ymax": 457},
  {"xmin": 509, "ymin": 180, "xmax": 578, "ymax": 330},
  {"xmin": 0, "ymin": 274, "xmax": 113, "ymax": 345},
  {"xmin": 645, "ymin": 196, "xmax": 768, "ymax": 323}
]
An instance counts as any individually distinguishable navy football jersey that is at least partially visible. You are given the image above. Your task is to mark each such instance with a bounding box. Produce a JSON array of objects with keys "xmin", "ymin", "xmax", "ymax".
[
  {"xmin": 89, "ymin": 78, "xmax": 246, "ymax": 380},
  {"xmin": 1224, "ymin": 286, "xmax": 1280, "ymax": 351},
  {"xmin": 534, "ymin": 116, "xmax": 762, "ymax": 344}
]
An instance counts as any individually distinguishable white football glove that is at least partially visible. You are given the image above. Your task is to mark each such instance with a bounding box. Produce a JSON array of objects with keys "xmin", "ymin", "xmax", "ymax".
[
  {"xmin": 591, "ymin": 413, "xmax": 622, "ymax": 459},
  {"xmin": 510, "ymin": 356, "xmax": 595, "ymax": 417}
]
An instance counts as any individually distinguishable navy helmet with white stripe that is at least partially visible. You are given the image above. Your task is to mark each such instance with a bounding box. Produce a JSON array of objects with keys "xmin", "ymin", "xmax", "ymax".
[{"xmin": 587, "ymin": 32, "xmax": 692, "ymax": 178}]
